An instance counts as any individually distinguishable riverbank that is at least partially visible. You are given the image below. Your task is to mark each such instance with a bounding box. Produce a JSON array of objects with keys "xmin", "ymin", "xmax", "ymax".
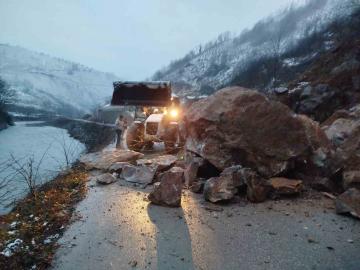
[
  {"xmin": 0, "ymin": 164, "xmax": 88, "ymax": 270},
  {"xmin": 0, "ymin": 117, "xmax": 113, "ymax": 269},
  {"xmin": 0, "ymin": 121, "xmax": 86, "ymax": 214},
  {"xmin": 0, "ymin": 109, "xmax": 13, "ymax": 131},
  {"xmin": 34, "ymin": 117, "xmax": 116, "ymax": 152}
]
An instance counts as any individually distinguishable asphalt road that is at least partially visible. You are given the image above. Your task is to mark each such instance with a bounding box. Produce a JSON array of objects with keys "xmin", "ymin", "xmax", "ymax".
[{"xmin": 51, "ymin": 175, "xmax": 360, "ymax": 270}]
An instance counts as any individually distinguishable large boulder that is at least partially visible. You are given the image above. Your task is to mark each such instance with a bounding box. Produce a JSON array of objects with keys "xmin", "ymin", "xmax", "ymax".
[
  {"xmin": 185, "ymin": 87, "xmax": 332, "ymax": 178},
  {"xmin": 80, "ymin": 149, "xmax": 143, "ymax": 171},
  {"xmin": 148, "ymin": 167, "xmax": 184, "ymax": 207}
]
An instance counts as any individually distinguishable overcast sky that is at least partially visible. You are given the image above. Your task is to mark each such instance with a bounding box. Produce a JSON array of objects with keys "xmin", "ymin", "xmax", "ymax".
[{"xmin": 0, "ymin": 0, "xmax": 295, "ymax": 80}]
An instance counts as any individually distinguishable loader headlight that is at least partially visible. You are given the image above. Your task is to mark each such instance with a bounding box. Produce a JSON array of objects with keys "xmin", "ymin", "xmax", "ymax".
[{"xmin": 170, "ymin": 108, "xmax": 178, "ymax": 118}]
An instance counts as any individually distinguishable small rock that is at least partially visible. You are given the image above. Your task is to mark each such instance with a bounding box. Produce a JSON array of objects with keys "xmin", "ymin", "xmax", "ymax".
[
  {"xmin": 201, "ymin": 202, "xmax": 224, "ymax": 212},
  {"xmin": 307, "ymin": 238, "xmax": 318, "ymax": 244},
  {"xmin": 120, "ymin": 165, "xmax": 156, "ymax": 185},
  {"xmin": 203, "ymin": 175, "xmax": 236, "ymax": 203},
  {"xmin": 94, "ymin": 173, "xmax": 117, "ymax": 185},
  {"xmin": 335, "ymin": 188, "xmax": 360, "ymax": 219},
  {"xmin": 136, "ymin": 155, "xmax": 177, "ymax": 173},
  {"xmin": 274, "ymin": 87, "xmax": 288, "ymax": 94},
  {"xmin": 108, "ymin": 162, "xmax": 130, "ymax": 173},
  {"xmin": 184, "ymin": 157, "xmax": 204, "ymax": 187},
  {"xmin": 203, "ymin": 166, "xmax": 247, "ymax": 203},
  {"xmin": 221, "ymin": 165, "xmax": 246, "ymax": 188},
  {"xmin": 311, "ymin": 177, "xmax": 336, "ymax": 192},
  {"xmin": 244, "ymin": 169, "xmax": 271, "ymax": 203},
  {"xmin": 148, "ymin": 167, "xmax": 184, "ymax": 207},
  {"xmin": 190, "ymin": 179, "xmax": 206, "ymax": 193},
  {"xmin": 343, "ymin": 171, "xmax": 360, "ymax": 190},
  {"xmin": 129, "ymin": 260, "xmax": 138, "ymax": 267},
  {"xmin": 269, "ymin": 177, "xmax": 303, "ymax": 195}
]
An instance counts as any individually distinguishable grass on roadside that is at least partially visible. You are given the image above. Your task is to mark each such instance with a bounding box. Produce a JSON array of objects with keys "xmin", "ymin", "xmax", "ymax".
[{"xmin": 0, "ymin": 164, "xmax": 88, "ymax": 270}]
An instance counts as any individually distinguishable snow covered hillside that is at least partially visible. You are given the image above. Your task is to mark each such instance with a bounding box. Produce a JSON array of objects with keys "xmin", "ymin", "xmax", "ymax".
[
  {"xmin": 0, "ymin": 44, "xmax": 119, "ymax": 118},
  {"xmin": 152, "ymin": 0, "xmax": 358, "ymax": 96}
]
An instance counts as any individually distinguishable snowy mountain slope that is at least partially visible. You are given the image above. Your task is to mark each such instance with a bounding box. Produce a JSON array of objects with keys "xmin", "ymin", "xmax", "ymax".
[
  {"xmin": 152, "ymin": 0, "xmax": 358, "ymax": 96},
  {"xmin": 0, "ymin": 44, "xmax": 119, "ymax": 117}
]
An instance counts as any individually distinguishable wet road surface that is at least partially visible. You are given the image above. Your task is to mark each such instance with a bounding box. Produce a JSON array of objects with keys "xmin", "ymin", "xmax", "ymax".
[{"xmin": 51, "ymin": 175, "xmax": 360, "ymax": 270}]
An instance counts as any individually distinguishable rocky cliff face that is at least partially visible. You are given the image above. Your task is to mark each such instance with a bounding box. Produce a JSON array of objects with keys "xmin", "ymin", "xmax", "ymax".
[{"xmin": 275, "ymin": 38, "xmax": 360, "ymax": 123}]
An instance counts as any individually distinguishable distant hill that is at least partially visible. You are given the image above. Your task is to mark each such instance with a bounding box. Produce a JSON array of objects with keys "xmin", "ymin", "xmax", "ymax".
[
  {"xmin": 0, "ymin": 44, "xmax": 119, "ymax": 118},
  {"xmin": 152, "ymin": 0, "xmax": 358, "ymax": 97}
]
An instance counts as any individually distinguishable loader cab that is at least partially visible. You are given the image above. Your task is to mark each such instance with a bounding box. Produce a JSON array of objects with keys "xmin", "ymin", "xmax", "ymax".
[{"xmin": 110, "ymin": 81, "xmax": 182, "ymax": 152}]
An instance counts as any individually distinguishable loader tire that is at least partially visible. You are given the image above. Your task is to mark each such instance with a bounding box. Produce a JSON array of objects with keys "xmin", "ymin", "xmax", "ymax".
[
  {"xmin": 163, "ymin": 124, "xmax": 179, "ymax": 153},
  {"xmin": 125, "ymin": 122, "xmax": 145, "ymax": 152}
]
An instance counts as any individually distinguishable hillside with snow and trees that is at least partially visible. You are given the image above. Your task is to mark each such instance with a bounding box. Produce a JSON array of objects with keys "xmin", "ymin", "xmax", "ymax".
[
  {"xmin": 0, "ymin": 44, "xmax": 118, "ymax": 120},
  {"xmin": 152, "ymin": 0, "xmax": 360, "ymax": 97}
]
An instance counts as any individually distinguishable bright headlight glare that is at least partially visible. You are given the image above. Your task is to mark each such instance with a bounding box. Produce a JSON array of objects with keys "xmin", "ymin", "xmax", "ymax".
[{"xmin": 170, "ymin": 109, "xmax": 178, "ymax": 118}]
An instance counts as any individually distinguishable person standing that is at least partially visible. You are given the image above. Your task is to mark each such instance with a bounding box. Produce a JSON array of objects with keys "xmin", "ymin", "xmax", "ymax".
[{"xmin": 115, "ymin": 115, "xmax": 127, "ymax": 148}]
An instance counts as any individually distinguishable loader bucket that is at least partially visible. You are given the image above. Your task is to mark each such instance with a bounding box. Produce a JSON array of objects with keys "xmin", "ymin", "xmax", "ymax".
[{"xmin": 111, "ymin": 81, "xmax": 172, "ymax": 107}]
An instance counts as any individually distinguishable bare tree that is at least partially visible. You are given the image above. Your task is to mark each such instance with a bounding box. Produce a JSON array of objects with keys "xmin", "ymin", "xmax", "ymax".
[
  {"xmin": 348, "ymin": 0, "xmax": 360, "ymax": 10},
  {"xmin": 0, "ymin": 158, "xmax": 18, "ymax": 205},
  {"xmin": 264, "ymin": 22, "xmax": 288, "ymax": 91},
  {"xmin": 48, "ymin": 130, "xmax": 84, "ymax": 171},
  {"xmin": 9, "ymin": 145, "xmax": 51, "ymax": 198},
  {"xmin": 0, "ymin": 78, "xmax": 15, "ymax": 110}
]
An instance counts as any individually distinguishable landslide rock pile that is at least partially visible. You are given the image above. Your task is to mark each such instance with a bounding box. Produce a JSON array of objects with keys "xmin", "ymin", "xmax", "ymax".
[
  {"xmin": 183, "ymin": 87, "xmax": 359, "ymax": 217},
  {"xmin": 80, "ymin": 149, "xmax": 185, "ymax": 206},
  {"xmin": 322, "ymin": 105, "xmax": 360, "ymax": 217},
  {"xmin": 80, "ymin": 89, "xmax": 360, "ymax": 217}
]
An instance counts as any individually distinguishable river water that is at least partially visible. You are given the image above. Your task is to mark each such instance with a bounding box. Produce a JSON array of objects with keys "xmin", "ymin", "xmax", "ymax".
[{"xmin": 0, "ymin": 122, "xmax": 85, "ymax": 214}]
